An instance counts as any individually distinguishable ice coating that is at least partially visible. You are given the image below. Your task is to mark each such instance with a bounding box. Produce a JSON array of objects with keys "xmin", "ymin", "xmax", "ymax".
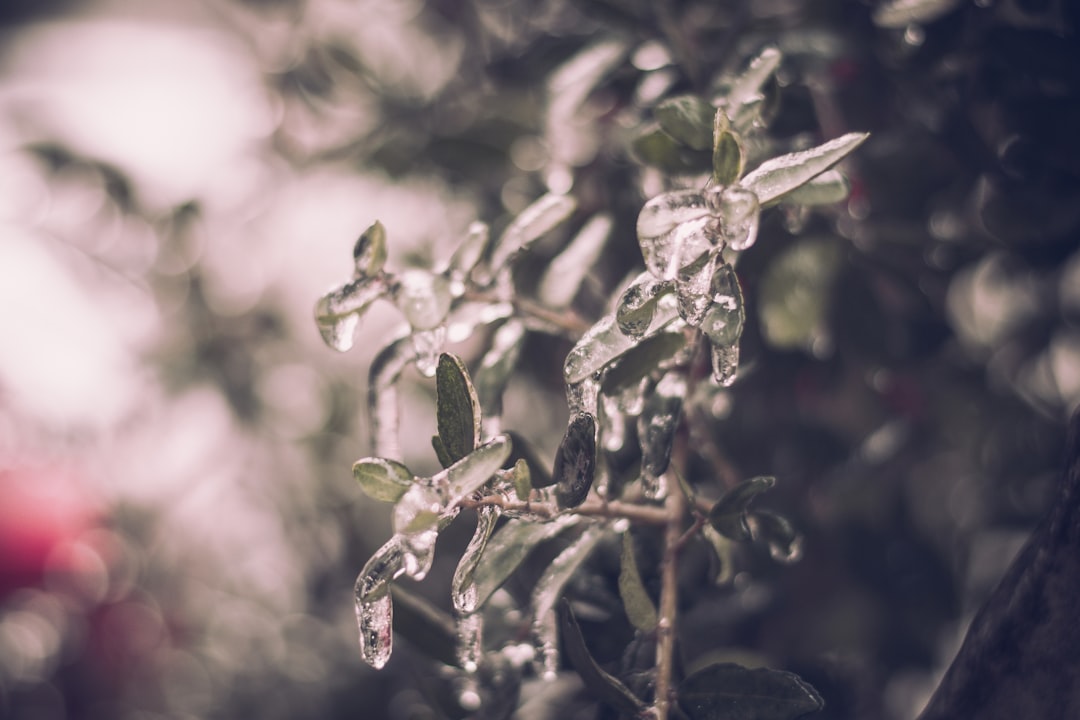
[
  {"xmin": 615, "ymin": 273, "xmax": 672, "ymax": 339},
  {"xmin": 718, "ymin": 186, "xmax": 761, "ymax": 251},
  {"xmin": 636, "ymin": 189, "xmax": 710, "ymax": 241},
  {"xmin": 700, "ymin": 262, "xmax": 745, "ymax": 347},
  {"xmin": 675, "ymin": 250, "xmax": 718, "ymax": 327},
  {"xmin": 452, "ymin": 505, "xmax": 501, "ymax": 614},
  {"xmin": 393, "ymin": 269, "xmax": 452, "ymax": 331},
  {"xmin": 368, "ymin": 335, "xmax": 418, "ymax": 459},
  {"xmin": 638, "ymin": 371, "xmax": 687, "ymax": 488},
  {"xmin": 314, "ymin": 277, "xmax": 386, "ymax": 352},
  {"xmin": 489, "ymin": 193, "xmax": 577, "ymax": 271},
  {"xmin": 740, "ymin": 132, "xmax": 869, "ymax": 205},
  {"xmin": 710, "ymin": 342, "xmax": 740, "ymax": 387},
  {"xmin": 564, "ymin": 297, "xmax": 680, "ymax": 385}
]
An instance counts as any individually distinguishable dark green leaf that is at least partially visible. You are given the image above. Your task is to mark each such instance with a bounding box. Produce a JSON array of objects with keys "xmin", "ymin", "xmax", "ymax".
[
  {"xmin": 601, "ymin": 331, "xmax": 688, "ymax": 396},
  {"xmin": 558, "ymin": 599, "xmax": 648, "ymax": 717},
  {"xmin": 618, "ymin": 532, "xmax": 658, "ymax": 631},
  {"xmin": 511, "ymin": 458, "xmax": 532, "ymax": 501},
  {"xmin": 352, "ymin": 457, "xmax": 414, "ymax": 503},
  {"xmin": 713, "ymin": 128, "xmax": 744, "ymax": 186},
  {"xmin": 655, "ymin": 95, "xmax": 716, "ymax": 151},
  {"xmin": 390, "ymin": 586, "xmax": 460, "ymax": 668},
  {"xmin": 432, "ymin": 435, "xmax": 454, "ymax": 469},
  {"xmin": 436, "ymin": 353, "xmax": 482, "ymax": 465},
  {"xmin": 554, "ymin": 413, "xmax": 597, "ymax": 509},
  {"xmin": 632, "ymin": 126, "xmax": 713, "ymax": 174},
  {"xmin": 353, "ymin": 220, "xmax": 388, "ymax": 277},
  {"xmin": 678, "ymin": 663, "xmax": 824, "ymax": 720},
  {"xmin": 708, "ymin": 476, "xmax": 776, "ymax": 541}
]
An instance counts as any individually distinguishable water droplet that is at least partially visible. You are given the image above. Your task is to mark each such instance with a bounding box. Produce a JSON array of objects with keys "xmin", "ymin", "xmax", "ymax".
[
  {"xmin": 718, "ymin": 186, "xmax": 761, "ymax": 251},
  {"xmin": 394, "ymin": 270, "xmax": 452, "ymax": 331},
  {"xmin": 675, "ymin": 250, "xmax": 718, "ymax": 326},
  {"xmin": 710, "ymin": 342, "xmax": 740, "ymax": 387},
  {"xmin": 356, "ymin": 593, "xmax": 393, "ymax": 669}
]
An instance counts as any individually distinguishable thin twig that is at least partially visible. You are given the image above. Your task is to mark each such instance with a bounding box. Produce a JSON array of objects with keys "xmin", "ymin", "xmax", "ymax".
[
  {"xmin": 653, "ymin": 432, "xmax": 690, "ymax": 720},
  {"xmin": 462, "ymin": 495, "xmax": 670, "ymax": 525},
  {"xmin": 464, "ymin": 289, "xmax": 591, "ymax": 336}
]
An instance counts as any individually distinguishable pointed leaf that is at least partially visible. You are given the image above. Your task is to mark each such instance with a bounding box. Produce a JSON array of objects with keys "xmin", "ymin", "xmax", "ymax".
[
  {"xmin": 314, "ymin": 277, "xmax": 387, "ymax": 352},
  {"xmin": 723, "ymin": 47, "xmax": 783, "ymax": 117},
  {"xmin": 708, "ymin": 476, "xmax": 776, "ymax": 541},
  {"xmin": 475, "ymin": 320, "xmax": 526, "ymax": 421},
  {"xmin": 353, "ymin": 220, "xmax": 388, "ymax": 277},
  {"xmin": 678, "ymin": 663, "xmax": 824, "ymax": 720},
  {"xmin": 600, "ymin": 331, "xmax": 689, "ymax": 396},
  {"xmin": 713, "ymin": 116, "xmax": 745, "ymax": 186},
  {"xmin": 538, "ymin": 214, "xmax": 613, "ymax": 308},
  {"xmin": 443, "ymin": 434, "xmax": 513, "ymax": 505},
  {"xmin": 490, "ymin": 193, "xmax": 577, "ymax": 271},
  {"xmin": 432, "ymin": 435, "xmax": 454, "ymax": 469},
  {"xmin": 632, "ymin": 126, "xmax": 712, "ymax": 175},
  {"xmin": 618, "ymin": 532, "xmax": 658, "ymax": 631},
  {"xmin": 451, "ymin": 505, "xmax": 500, "ymax": 614},
  {"xmin": 701, "ymin": 262, "xmax": 746, "ymax": 348},
  {"xmin": 638, "ymin": 372, "xmax": 686, "ymax": 479},
  {"xmin": 436, "ymin": 353, "xmax": 482, "ymax": 464},
  {"xmin": 554, "ymin": 413, "xmax": 597, "ymax": 509},
  {"xmin": 558, "ymin": 599, "xmax": 648, "ymax": 716},
  {"xmin": 740, "ymin": 132, "xmax": 869, "ymax": 205},
  {"xmin": 564, "ymin": 300, "xmax": 681, "ymax": 385},
  {"xmin": 505, "ymin": 430, "xmax": 555, "ymax": 489},
  {"xmin": 773, "ymin": 169, "xmax": 850, "ymax": 207},
  {"xmin": 510, "ymin": 458, "xmax": 532, "ymax": 501},
  {"xmin": 655, "ymin": 95, "xmax": 716, "ymax": 151},
  {"xmin": 353, "ymin": 457, "xmax": 414, "ymax": 503},
  {"xmin": 447, "ymin": 221, "xmax": 490, "ymax": 279}
]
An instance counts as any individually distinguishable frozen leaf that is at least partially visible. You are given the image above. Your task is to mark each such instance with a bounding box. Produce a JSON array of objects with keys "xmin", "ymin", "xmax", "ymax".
[
  {"xmin": 436, "ymin": 353, "xmax": 482, "ymax": 465},
  {"xmin": 615, "ymin": 273, "xmax": 673, "ymax": 339},
  {"xmin": 353, "ymin": 457, "xmax": 414, "ymax": 503},
  {"xmin": 353, "ymin": 220, "xmax": 388, "ymax": 277},
  {"xmin": 448, "ymin": 221, "xmax": 490, "ymax": 283},
  {"xmin": 432, "ymin": 435, "xmax": 454, "ymax": 469},
  {"xmin": 717, "ymin": 186, "xmax": 760, "ymax": 251},
  {"xmin": 412, "ymin": 327, "xmax": 445, "ymax": 378},
  {"xmin": 356, "ymin": 535, "xmax": 409, "ymax": 602},
  {"xmin": 710, "ymin": 343, "xmax": 740, "ymax": 387},
  {"xmin": 600, "ymin": 331, "xmax": 689, "ymax": 396},
  {"xmin": 722, "ymin": 46, "xmax": 783, "ymax": 118},
  {"xmin": 740, "ymin": 132, "xmax": 869, "ymax": 205},
  {"xmin": 476, "ymin": 320, "xmax": 526, "ymax": 426},
  {"xmin": 490, "ymin": 193, "xmax": 577, "ymax": 272},
  {"xmin": 638, "ymin": 371, "xmax": 686, "ymax": 481},
  {"xmin": 467, "ymin": 515, "xmax": 581, "ymax": 613},
  {"xmin": 712, "ymin": 128, "xmax": 745, "ymax": 186},
  {"xmin": 759, "ymin": 238, "xmax": 842, "ymax": 351},
  {"xmin": 442, "ymin": 435, "xmax": 513, "ymax": 507},
  {"xmin": 532, "ymin": 525, "xmax": 607, "ymax": 679},
  {"xmin": 369, "ymin": 335, "xmax": 419, "ymax": 459},
  {"xmin": 655, "ymin": 95, "xmax": 715, "ymax": 151},
  {"xmin": 445, "ymin": 300, "xmax": 515, "ymax": 344},
  {"xmin": 750, "ymin": 510, "xmax": 804, "ymax": 564},
  {"xmin": 678, "ymin": 663, "xmax": 824, "ymax": 720},
  {"xmin": 632, "ymin": 126, "xmax": 712, "ymax": 175},
  {"xmin": 637, "ymin": 189, "xmax": 711, "ymax": 243},
  {"xmin": 676, "ymin": 250, "xmax": 718, "ymax": 327},
  {"xmin": 393, "ymin": 269, "xmax": 452, "ymax": 331},
  {"xmin": 554, "ymin": 413, "xmax": 597, "ymax": 509},
  {"xmin": 558, "ymin": 599, "xmax": 648, "ymax": 715},
  {"xmin": 774, "ymin": 169, "xmax": 850, "ymax": 207},
  {"xmin": 708, "ymin": 476, "xmax": 775, "ymax": 541},
  {"xmin": 618, "ymin": 532, "xmax": 658, "ymax": 631},
  {"xmin": 873, "ymin": 0, "xmax": 963, "ymax": 28},
  {"xmin": 393, "ymin": 484, "xmax": 444, "ymax": 535},
  {"xmin": 400, "ymin": 529, "xmax": 439, "ymax": 581},
  {"xmin": 701, "ymin": 262, "xmax": 745, "ymax": 348},
  {"xmin": 538, "ymin": 214, "xmax": 613, "ymax": 308},
  {"xmin": 564, "ymin": 315, "xmax": 630, "ymax": 385},
  {"xmin": 566, "ymin": 373, "xmax": 600, "ymax": 417},
  {"xmin": 452, "ymin": 504, "xmax": 501, "ymax": 614},
  {"xmin": 314, "ymin": 277, "xmax": 386, "ymax": 352}
]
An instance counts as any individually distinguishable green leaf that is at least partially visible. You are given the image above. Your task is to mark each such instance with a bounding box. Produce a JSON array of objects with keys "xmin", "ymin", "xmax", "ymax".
[
  {"xmin": 353, "ymin": 220, "xmax": 388, "ymax": 277},
  {"xmin": 505, "ymin": 430, "xmax": 555, "ymax": 488},
  {"xmin": 632, "ymin": 125, "xmax": 713, "ymax": 175},
  {"xmin": 600, "ymin": 331, "xmax": 688, "ymax": 396},
  {"xmin": 436, "ymin": 353, "xmax": 482, "ymax": 465},
  {"xmin": 558, "ymin": 599, "xmax": 648, "ymax": 717},
  {"xmin": 618, "ymin": 532, "xmax": 658, "ymax": 631},
  {"xmin": 432, "ymin": 435, "xmax": 454, "ymax": 469},
  {"xmin": 678, "ymin": 663, "xmax": 824, "ymax": 720},
  {"xmin": 655, "ymin": 95, "xmax": 716, "ymax": 151},
  {"xmin": 510, "ymin": 458, "xmax": 532, "ymax": 501},
  {"xmin": 554, "ymin": 413, "xmax": 597, "ymax": 509},
  {"xmin": 708, "ymin": 476, "xmax": 776, "ymax": 541},
  {"xmin": 773, "ymin": 169, "xmax": 850, "ymax": 207},
  {"xmin": 712, "ymin": 111, "xmax": 745, "ymax": 185},
  {"xmin": 739, "ymin": 132, "xmax": 869, "ymax": 205},
  {"xmin": 352, "ymin": 457, "xmax": 414, "ymax": 503}
]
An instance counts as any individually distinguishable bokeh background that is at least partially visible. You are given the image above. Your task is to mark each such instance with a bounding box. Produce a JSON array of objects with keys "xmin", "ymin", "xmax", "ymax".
[{"xmin": 0, "ymin": 0, "xmax": 1077, "ymax": 719}]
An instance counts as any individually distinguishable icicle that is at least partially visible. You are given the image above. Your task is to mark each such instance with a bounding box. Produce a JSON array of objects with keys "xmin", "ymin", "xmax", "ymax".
[
  {"xmin": 356, "ymin": 592, "xmax": 393, "ymax": 669},
  {"xmin": 637, "ymin": 372, "xmax": 686, "ymax": 496},
  {"xmin": 710, "ymin": 342, "xmax": 740, "ymax": 387},
  {"xmin": 412, "ymin": 326, "xmax": 446, "ymax": 378},
  {"xmin": 368, "ymin": 335, "xmax": 418, "ymax": 459},
  {"xmin": 530, "ymin": 525, "xmax": 608, "ymax": 679},
  {"xmin": 457, "ymin": 611, "xmax": 484, "ymax": 673},
  {"xmin": 675, "ymin": 250, "xmax": 718, "ymax": 327},
  {"xmin": 393, "ymin": 269, "xmax": 452, "ymax": 331},
  {"xmin": 452, "ymin": 505, "xmax": 501, "ymax": 614},
  {"xmin": 566, "ymin": 373, "xmax": 600, "ymax": 417},
  {"xmin": 615, "ymin": 273, "xmax": 672, "ymax": 339},
  {"xmin": 489, "ymin": 193, "xmax": 577, "ymax": 272},
  {"xmin": 717, "ymin": 186, "xmax": 761, "ymax": 251},
  {"xmin": 314, "ymin": 277, "xmax": 387, "ymax": 352},
  {"xmin": 538, "ymin": 214, "xmax": 613, "ymax": 309}
]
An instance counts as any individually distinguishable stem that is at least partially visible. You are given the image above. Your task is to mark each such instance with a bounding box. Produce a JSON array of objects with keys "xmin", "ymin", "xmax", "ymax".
[
  {"xmin": 462, "ymin": 495, "xmax": 670, "ymax": 525},
  {"xmin": 465, "ymin": 289, "xmax": 591, "ymax": 337},
  {"xmin": 654, "ymin": 433, "xmax": 690, "ymax": 720}
]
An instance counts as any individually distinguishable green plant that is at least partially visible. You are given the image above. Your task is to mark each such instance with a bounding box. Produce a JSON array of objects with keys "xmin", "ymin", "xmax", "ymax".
[{"xmin": 315, "ymin": 44, "xmax": 866, "ymax": 720}]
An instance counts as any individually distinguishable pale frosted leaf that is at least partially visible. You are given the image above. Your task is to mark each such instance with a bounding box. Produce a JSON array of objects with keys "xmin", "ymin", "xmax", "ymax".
[
  {"xmin": 873, "ymin": 0, "xmax": 963, "ymax": 28},
  {"xmin": 353, "ymin": 220, "xmax": 388, "ymax": 277},
  {"xmin": 718, "ymin": 186, "xmax": 760, "ymax": 251},
  {"xmin": 723, "ymin": 46, "xmax": 782, "ymax": 117},
  {"xmin": 314, "ymin": 277, "xmax": 386, "ymax": 352},
  {"xmin": 636, "ymin": 189, "xmax": 710, "ymax": 242},
  {"xmin": 618, "ymin": 532, "xmax": 658, "ymax": 631},
  {"xmin": 452, "ymin": 504, "xmax": 500, "ymax": 614},
  {"xmin": 445, "ymin": 300, "xmax": 515, "ymax": 343},
  {"xmin": 616, "ymin": 272, "xmax": 673, "ymax": 339},
  {"xmin": 676, "ymin": 250, "xmax": 718, "ymax": 327},
  {"xmin": 740, "ymin": 132, "xmax": 869, "ymax": 204},
  {"xmin": 538, "ymin": 214, "xmax": 612, "ymax": 308},
  {"xmin": 393, "ymin": 484, "xmax": 444, "ymax": 535},
  {"xmin": 774, "ymin": 169, "xmax": 850, "ymax": 207},
  {"xmin": 393, "ymin": 269, "xmax": 452, "ymax": 331},
  {"xmin": 490, "ymin": 193, "xmax": 577, "ymax": 271},
  {"xmin": 353, "ymin": 457, "xmax": 414, "ymax": 503}
]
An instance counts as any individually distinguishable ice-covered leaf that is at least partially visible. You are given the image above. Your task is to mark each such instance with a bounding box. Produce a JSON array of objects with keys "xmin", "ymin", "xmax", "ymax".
[
  {"xmin": 554, "ymin": 413, "xmax": 597, "ymax": 509},
  {"xmin": 506, "ymin": 430, "xmax": 555, "ymax": 489},
  {"xmin": 447, "ymin": 221, "xmax": 490, "ymax": 282},
  {"xmin": 369, "ymin": 335, "xmax": 419, "ymax": 459},
  {"xmin": 564, "ymin": 301, "xmax": 679, "ymax": 385},
  {"xmin": 618, "ymin": 532, "xmax": 658, "ymax": 631},
  {"xmin": 773, "ymin": 169, "xmax": 850, "ymax": 207},
  {"xmin": 872, "ymin": 0, "xmax": 963, "ymax": 28},
  {"xmin": 451, "ymin": 504, "xmax": 500, "ymax": 614},
  {"xmin": 632, "ymin": 126, "xmax": 712, "ymax": 175},
  {"xmin": 393, "ymin": 269, "xmax": 452, "ymax": 331},
  {"xmin": 717, "ymin": 186, "xmax": 760, "ymax": 251},
  {"xmin": 638, "ymin": 372, "xmax": 686, "ymax": 481},
  {"xmin": 655, "ymin": 95, "xmax": 715, "ymax": 151},
  {"xmin": 701, "ymin": 262, "xmax": 745, "ymax": 348},
  {"xmin": 558, "ymin": 599, "xmax": 648, "ymax": 715},
  {"xmin": 710, "ymin": 342, "xmax": 740, "ymax": 387},
  {"xmin": 712, "ymin": 128, "xmax": 745, "ymax": 186},
  {"xmin": 538, "ymin": 214, "xmax": 612, "ymax": 308},
  {"xmin": 708, "ymin": 476, "xmax": 775, "ymax": 541},
  {"xmin": 393, "ymin": 484, "xmax": 445, "ymax": 535},
  {"xmin": 676, "ymin": 250, "xmax": 718, "ymax": 327},
  {"xmin": 615, "ymin": 273, "xmax": 673, "ymax": 339},
  {"xmin": 436, "ymin": 353, "xmax": 482, "ymax": 465},
  {"xmin": 490, "ymin": 193, "xmax": 577, "ymax": 272},
  {"xmin": 678, "ymin": 663, "xmax": 824, "ymax": 720},
  {"xmin": 600, "ymin": 331, "xmax": 689, "ymax": 396},
  {"xmin": 750, "ymin": 510, "xmax": 804, "ymax": 564},
  {"xmin": 353, "ymin": 220, "xmax": 388, "ymax": 277},
  {"xmin": 721, "ymin": 46, "xmax": 783, "ymax": 120},
  {"xmin": 466, "ymin": 515, "xmax": 581, "ymax": 613},
  {"xmin": 637, "ymin": 189, "xmax": 711, "ymax": 242},
  {"xmin": 353, "ymin": 457, "xmax": 414, "ymax": 503},
  {"xmin": 442, "ymin": 434, "xmax": 513, "ymax": 506},
  {"xmin": 432, "ymin": 435, "xmax": 454, "ymax": 469},
  {"xmin": 740, "ymin": 132, "xmax": 869, "ymax": 205},
  {"xmin": 314, "ymin": 277, "xmax": 387, "ymax": 352},
  {"xmin": 759, "ymin": 238, "xmax": 842, "ymax": 351},
  {"xmin": 475, "ymin": 320, "xmax": 526, "ymax": 424}
]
